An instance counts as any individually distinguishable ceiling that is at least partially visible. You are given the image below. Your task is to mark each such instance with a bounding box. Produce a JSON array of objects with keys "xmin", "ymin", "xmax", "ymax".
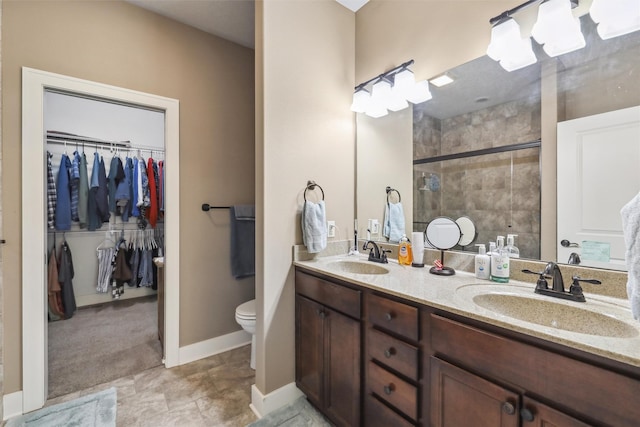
[
  {"xmin": 126, "ymin": 0, "xmax": 368, "ymax": 50},
  {"xmin": 127, "ymin": 0, "xmax": 256, "ymax": 49}
]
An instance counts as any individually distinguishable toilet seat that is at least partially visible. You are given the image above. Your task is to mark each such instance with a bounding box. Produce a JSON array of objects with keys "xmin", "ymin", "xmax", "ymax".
[{"xmin": 236, "ymin": 299, "xmax": 256, "ymax": 320}]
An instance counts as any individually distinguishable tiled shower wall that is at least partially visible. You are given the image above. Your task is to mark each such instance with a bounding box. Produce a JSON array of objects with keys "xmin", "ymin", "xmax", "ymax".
[{"xmin": 413, "ymin": 95, "xmax": 542, "ymax": 259}]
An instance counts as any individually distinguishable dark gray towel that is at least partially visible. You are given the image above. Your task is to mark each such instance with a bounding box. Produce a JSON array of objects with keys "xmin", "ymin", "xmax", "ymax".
[{"xmin": 230, "ymin": 205, "xmax": 255, "ymax": 279}]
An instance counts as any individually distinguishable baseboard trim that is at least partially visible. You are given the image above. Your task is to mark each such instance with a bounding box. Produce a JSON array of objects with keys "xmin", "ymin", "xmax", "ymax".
[
  {"xmin": 3, "ymin": 391, "xmax": 24, "ymax": 421},
  {"xmin": 250, "ymin": 382, "xmax": 304, "ymax": 418},
  {"xmin": 178, "ymin": 329, "xmax": 251, "ymax": 365}
]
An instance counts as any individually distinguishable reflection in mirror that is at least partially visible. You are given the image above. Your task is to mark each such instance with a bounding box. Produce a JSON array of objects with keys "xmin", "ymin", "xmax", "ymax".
[
  {"xmin": 357, "ymin": 15, "xmax": 640, "ymax": 271},
  {"xmin": 406, "ymin": 16, "xmax": 639, "ymax": 268}
]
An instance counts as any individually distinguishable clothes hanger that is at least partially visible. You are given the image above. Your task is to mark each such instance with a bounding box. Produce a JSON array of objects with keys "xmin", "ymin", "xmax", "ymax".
[{"xmin": 96, "ymin": 231, "xmax": 116, "ymax": 251}]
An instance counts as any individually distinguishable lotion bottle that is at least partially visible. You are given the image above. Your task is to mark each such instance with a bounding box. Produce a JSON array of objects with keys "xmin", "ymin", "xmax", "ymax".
[
  {"xmin": 474, "ymin": 244, "xmax": 490, "ymax": 280},
  {"xmin": 506, "ymin": 234, "xmax": 520, "ymax": 258},
  {"xmin": 398, "ymin": 234, "xmax": 413, "ymax": 266},
  {"xmin": 490, "ymin": 236, "xmax": 510, "ymax": 283}
]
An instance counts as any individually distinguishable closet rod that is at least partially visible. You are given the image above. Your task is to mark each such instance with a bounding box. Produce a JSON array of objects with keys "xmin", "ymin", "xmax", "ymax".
[
  {"xmin": 46, "ymin": 132, "xmax": 130, "ymax": 148},
  {"xmin": 46, "ymin": 138, "xmax": 165, "ymax": 154}
]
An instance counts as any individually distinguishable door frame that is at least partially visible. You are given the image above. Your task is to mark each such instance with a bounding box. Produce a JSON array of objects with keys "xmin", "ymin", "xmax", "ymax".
[{"xmin": 21, "ymin": 67, "xmax": 181, "ymax": 412}]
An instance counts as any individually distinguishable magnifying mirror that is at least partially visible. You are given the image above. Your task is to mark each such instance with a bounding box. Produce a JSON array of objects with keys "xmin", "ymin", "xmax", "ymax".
[
  {"xmin": 425, "ymin": 217, "xmax": 461, "ymax": 276},
  {"xmin": 456, "ymin": 216, "xmax": 477, "ymax": 248}
]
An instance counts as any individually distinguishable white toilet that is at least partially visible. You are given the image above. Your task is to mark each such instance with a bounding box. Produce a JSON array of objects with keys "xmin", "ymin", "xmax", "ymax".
[{"xmin": 235, "ymin": 299, "xmax": 256, "ymax": 370}]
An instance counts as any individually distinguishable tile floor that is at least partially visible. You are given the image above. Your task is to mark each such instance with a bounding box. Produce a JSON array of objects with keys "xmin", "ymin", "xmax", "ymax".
[{"xmin": 44, "ymin": 345, "xmax": 258, "ymax": 426}]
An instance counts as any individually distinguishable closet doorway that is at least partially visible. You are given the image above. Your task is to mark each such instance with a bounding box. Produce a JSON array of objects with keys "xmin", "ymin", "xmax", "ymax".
[{"xmin": 22, "ymin": 68, "xmax": 180, "ymax": 413}]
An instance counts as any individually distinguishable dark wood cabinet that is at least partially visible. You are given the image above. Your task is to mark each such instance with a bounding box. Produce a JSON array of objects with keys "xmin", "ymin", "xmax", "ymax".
[
  {"xmin": 295, "ymin": 266, "xmax": 640, "ymax": 427},
  {"xmin": 295, "ymin": 270, "xmax": 361, "ymax": 427},
  {"xmin": 430, "ymin": 357, "xmax": 519, "ymax": 427},
  {"xmin": 429, "ymin": 314, "xmax": 640, "ymax": 426},
  {"xmin": 430, "ymin": 357, "xmax": 591, "ymax": 427},
  {"xmin": 365, "ymin": 292, "xmax": 420, "ymax": 425}
]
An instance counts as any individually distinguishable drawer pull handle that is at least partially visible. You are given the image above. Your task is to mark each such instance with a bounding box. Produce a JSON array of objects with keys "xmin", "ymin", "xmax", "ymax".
[
  {"xmin": 521, "ymin": 407, "xmax": 535, "ymax": 422},
  {"xmin": 384, "ymin": 312, "xmax": 394, "ymax": 321},
  {"xmin": 384, "ymin": 347, "xmax": 396, "ymax": 358},
  {"xmin": 316, "ymin": 309, "xmax": 326, "ymax": 319},
  {"xmin": 383, "ymin": 384, "xmax": 395, "ymax": 395},
  {"xmin": 502, "ymin": 401, "xmax": 515, "ymax": 416}
]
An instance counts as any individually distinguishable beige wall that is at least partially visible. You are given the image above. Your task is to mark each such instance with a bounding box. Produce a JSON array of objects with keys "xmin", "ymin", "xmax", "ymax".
[
  {"xmin": 1, "ymin": 0, "xmax": 254, "ymax": 393},
  {"xmin": 357, "ymin": 109, "xmax": 413, "ymax": 239},
  {"xmin": 256, "ymin": 0, "xmax": 355, "ymax": 394},
  {"xmin": 355, "ymin": 1, "xmax": 520, "ymax": 84}
]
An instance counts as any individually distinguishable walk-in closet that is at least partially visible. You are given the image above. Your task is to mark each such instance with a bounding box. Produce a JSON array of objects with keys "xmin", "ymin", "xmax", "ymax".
[{"xmin": 44, "ymin": 90, "xmax": 166, "ymax": 398}]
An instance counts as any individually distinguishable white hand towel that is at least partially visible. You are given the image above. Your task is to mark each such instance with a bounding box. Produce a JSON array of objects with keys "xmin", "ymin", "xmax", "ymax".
[
  {"xmin": 621, "ymin": 192, "xmax": 640, "ymax": 320},
  {"xmin": 383, "ymin": 202, "xmax": 405, "ymax": 243},
  {"xmin": 302, "ymin": 200, "xmax": 327, "ymax": 254}
]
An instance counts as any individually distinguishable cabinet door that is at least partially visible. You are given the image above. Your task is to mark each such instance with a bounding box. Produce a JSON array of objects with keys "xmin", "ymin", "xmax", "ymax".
[
  {"xmin": 325, "ymin": 306, "xmax": 361, "ymax": 427},
  {"xmin": 430, "ymin": 357, "xmax": 519, "ymax": 427},
  {"xmin": 521, "ymin": 396, "xmax": 592, "ymax": 427},
  {"xmin": 295, "ymin": 295, "xmax": 324, "ymax": 406}
]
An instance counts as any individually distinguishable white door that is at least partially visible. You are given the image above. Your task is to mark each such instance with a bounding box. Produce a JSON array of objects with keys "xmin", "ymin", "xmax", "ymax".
[
  {"xmin": 557, "ymin": 106, "xmax": 640, "ymax": 271},
  {"xmin": 22, "ymin": 68, "xmax": 181, "ymax": 412}
]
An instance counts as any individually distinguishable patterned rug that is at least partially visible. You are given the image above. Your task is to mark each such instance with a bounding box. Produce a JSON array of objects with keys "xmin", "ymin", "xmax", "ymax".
[
  {"xmin": 6, "ymin": 388, "xmax": 116, "ymax": 427},
  {"xmin": 247, "ymin": 397, "xmax": 331, "ymax": 427}
]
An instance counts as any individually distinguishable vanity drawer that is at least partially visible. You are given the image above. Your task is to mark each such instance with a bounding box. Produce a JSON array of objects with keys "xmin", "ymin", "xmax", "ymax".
[
  {"xmin": 368, "ymin": 293, "xmax": 419, "ymax": 341},
  {"xmin": 368, "ymin": 361, "xmax": 418, "ymax": 421},
  {"xmin": 295, "ymin": 270, "xmax": 361, "ymax": 319},
  {"xmin": 365, "ymin": 394, "xmax": 415, "ymax": 427},
  {"xmin": 368, "ymin": 328, "xmax": 419, "ymax": 380}
]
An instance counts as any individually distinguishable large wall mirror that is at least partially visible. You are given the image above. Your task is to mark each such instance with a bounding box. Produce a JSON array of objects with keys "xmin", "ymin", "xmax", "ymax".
[{"xmin": 357, "ymin": 15, "xmax": 640, "ymax": 271}]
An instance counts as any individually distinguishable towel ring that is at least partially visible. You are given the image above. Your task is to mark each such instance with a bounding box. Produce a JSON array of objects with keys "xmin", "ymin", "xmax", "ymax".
[
  {"xmin": 304, "ymin": 180, "xmax": 325, "ymax": 201},
  {"xmin": 386, "ymin": 186, "xmax": 401, "ymax": 203}
]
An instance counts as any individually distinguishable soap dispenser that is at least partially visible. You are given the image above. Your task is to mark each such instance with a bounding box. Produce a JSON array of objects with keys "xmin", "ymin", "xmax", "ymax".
[
  {"xmin": 398, "ymin": 234, "xmax": 413, "ymax": 266},
  {"xmin": 506, "ymin": 234, "xmax": 520, "ymax": 258},
  {"xmin": 474, "ymin": 244, "xmax": 490, "ymax": 280},
  {"xmin": 490, "ymin": 236, "xmax": 510, "ymax": 283}
]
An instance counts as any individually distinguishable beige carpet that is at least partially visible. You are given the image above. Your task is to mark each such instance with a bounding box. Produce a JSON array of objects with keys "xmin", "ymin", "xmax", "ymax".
[{"xmin": 48, "ymin": 295, "xmax": 162, "ymax": 398}]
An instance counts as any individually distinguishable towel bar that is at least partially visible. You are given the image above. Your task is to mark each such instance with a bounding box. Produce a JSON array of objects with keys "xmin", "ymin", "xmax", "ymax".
[
  {"xmin": 202, "ymin": 204, "xmax": 231, "ymax": 211},
  {"xmin": 304, "ymin": 181, "xmax": 325, "ymax": 201},
  {"xmin": 386, "ymin": 186, "xmax": 401, "ymax": 203}
]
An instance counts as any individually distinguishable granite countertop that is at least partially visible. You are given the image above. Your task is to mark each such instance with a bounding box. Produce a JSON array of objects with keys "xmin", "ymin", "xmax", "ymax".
[{"xmin": 294, "ymin": 253, "xmax": 640, "ymax": 368}]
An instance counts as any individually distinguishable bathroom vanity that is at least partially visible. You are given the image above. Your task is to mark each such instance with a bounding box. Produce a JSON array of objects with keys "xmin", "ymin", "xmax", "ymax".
[{"xmin": 294, "ymin": 257, "xmax": 640, "ymax": 427}]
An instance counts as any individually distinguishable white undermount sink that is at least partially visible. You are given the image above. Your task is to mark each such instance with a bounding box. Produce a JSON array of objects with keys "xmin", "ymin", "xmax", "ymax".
[
  {"xmin": 327, "ymin": 260, "xmax": 389, "ymax": 275},
  {"xmin": 456, "ymin": 284, "xmax": 638, "ymax": 338}
]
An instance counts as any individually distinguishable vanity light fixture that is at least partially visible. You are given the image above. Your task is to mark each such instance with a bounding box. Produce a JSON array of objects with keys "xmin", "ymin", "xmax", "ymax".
[
  {"xmin": 590, "ymin": 0, "xmax": 640, "ymax": 40},
  {"xmin": 487, "ymin": 0, "xmax": 640, "ymax": 71},
  {"xmin": 486, "ymin": 18, "xmax": 537, "ymax": 71},
  {"xmin": 350, "ymin": 59, "xmax": 432, "ymax": 118},
  {"xmin": 531, "ymin": 0, "xmax": 585, "ymax": 57}
]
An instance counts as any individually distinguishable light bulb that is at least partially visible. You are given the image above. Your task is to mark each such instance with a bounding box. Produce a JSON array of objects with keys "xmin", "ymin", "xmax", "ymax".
[
  {"xmin": 531, "ymin": 0, "xmax": 585, "ymax": 57},
  {"xmin": 350, "ymin": 88, "xmax": 370, "ymax": 113}
]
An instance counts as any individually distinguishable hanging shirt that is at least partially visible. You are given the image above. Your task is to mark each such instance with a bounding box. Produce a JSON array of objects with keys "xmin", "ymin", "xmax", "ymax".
[
  {"xmin": 115, "ymin": 157, "xmax": 131, "ymax": 221},
  {"xmin": 47, "ymin": 151, "xmax": 57, "ymax": 230},
  {"xmin": 70, "ymin": 151, "xmax": 80, "ymax": 222},
  {"xmin": 58, "ymin": 240, "xmax": 77, "ymax": 319},
  {"xmin": 146, "ymin": 158, "xmax": 158, "ymax": 228},
  {"xmin": 108, "ymin": 156, "xmax": 125, "ymax": 213},
  {"xmin": 158, "ymin": 160, "xmax": 164, "ymax": 215},
  {"xmin": 88, "ymin": 152, "xmax": 102, "ymax": 231},
  {"xmin": 78, "ymin": 152, "xmax": 89, "ymax": 228},
  {"xmin": 96, "ymin": 156, "xmax": 110, "ymax": 223},
  {"xmin": 55, "ymin": 154, "xmax": 72, "ymax": 230},
  {"xmin": 131, "ymin": 157, "xmax": 140, "ymax": 218}
]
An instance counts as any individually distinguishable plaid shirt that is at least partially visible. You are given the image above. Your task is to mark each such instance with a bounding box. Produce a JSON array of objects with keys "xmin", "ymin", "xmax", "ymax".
[{"xmin": 47, "ymin": 151, "xmax": 57, "ymax": 229}]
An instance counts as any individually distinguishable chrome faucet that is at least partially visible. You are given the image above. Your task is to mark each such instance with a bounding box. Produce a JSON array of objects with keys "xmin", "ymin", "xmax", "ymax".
[
  {"xmin": 522, "ymin": 262, "xmax": 601, "ymax": 302},
  {"xmin": 363, "ymin": 241, "xmax": 389, "ymax": 264}
]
